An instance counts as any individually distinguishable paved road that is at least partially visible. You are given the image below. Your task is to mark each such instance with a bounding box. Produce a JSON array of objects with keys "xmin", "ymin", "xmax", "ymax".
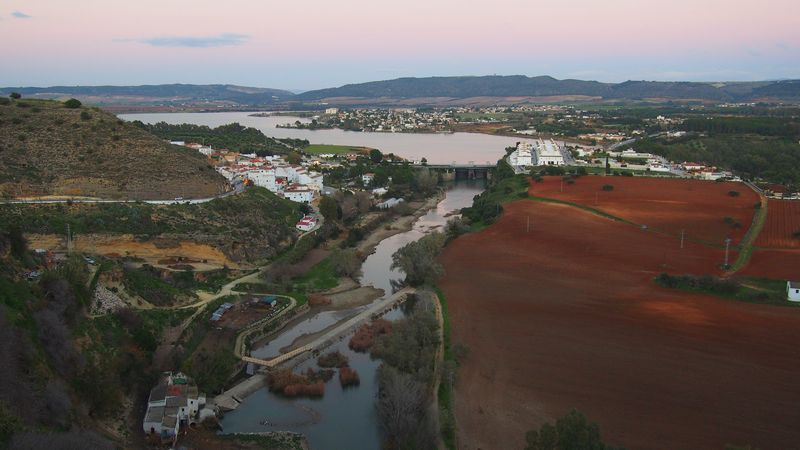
[{"xmin": 0, "ymin": 180, "xmax": 244, "ymax": 205}]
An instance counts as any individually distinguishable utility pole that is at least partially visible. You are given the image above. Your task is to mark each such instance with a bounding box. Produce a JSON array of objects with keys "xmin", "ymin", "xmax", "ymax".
[
  {"xmin": 723, "ymin": 238, "xmax": 732, "ymax": 268},
  {"xmin": 66, "ymin": 224, "xmax": 72, "ymax": 254},
  {"xmin": 527, "ymin": 215, "xmax": 530, "ymax": 233},
  {"xmin": 680, "ymin": 229, "xmax": 685, "ymax": 249}
]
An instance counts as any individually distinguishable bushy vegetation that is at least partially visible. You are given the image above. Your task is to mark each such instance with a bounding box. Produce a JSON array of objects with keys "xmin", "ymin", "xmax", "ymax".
[
  {"xmin": 630, "ymin": 135, "xmax": 800, "ymax": 184},
  {"xmin": 525, "ymin": 410, "xmax": 622, "ymax": 450},
  {"xmin": 391, "ymin": 232, "xmax": 446, "ymax": 287},
  {"xmin": 0, "ymin": 229, "xmax": 189, "ymax": 447},
  {"xmin": 655, "ymin": 273, "xmax": 793, "ymax": 305},
  {"xmin": 372, "ymin": 302, "xmax": 441, "ymax": 449},
  {"xmin": 134, "ymin": 121, "xmax": 308, "ymax": 156},
  {"xmin": 462, "ymin": 159, "xmax": 528, "ymax": 227},
  {"xmin": 0, "ymin": 187, "xmax": 302, "ymax": 262}
]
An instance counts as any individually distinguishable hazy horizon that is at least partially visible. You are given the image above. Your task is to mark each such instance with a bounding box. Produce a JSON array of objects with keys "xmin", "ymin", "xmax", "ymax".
[{"xmin": 1, "ymin": 0, "xmax": 799, "ymax": 90}]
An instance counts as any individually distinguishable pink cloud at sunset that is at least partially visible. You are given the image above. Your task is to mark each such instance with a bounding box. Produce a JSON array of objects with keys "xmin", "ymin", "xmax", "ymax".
[{"xmin": 0, "ymin": 0, "xmax": 798, "ymax": 88}]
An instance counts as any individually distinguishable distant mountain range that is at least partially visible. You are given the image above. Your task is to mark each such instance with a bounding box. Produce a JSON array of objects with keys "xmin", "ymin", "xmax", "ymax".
[
  {"xmin": 0, "ymin": 84, "xmax": 295, "ymax": 107},
  {"xmin": 3, "ymin": 76, "xmax": 800, "ymax": 108}
]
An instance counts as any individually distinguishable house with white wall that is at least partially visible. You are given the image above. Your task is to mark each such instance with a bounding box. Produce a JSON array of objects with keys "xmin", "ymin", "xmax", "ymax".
[
  {"xmin": 788, "ymin": 281, "xmax": 800, "ymax": 302},
  {"xmin": 143, "ymin": 372, "xmax": 205, "ymax": 444}
]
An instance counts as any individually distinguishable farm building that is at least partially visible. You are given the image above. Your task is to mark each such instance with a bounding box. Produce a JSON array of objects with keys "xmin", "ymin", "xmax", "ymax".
[
  {"xmin": 210, "ymin": 302, "xmax": 234, "ymax": 322},
  {"xmin": 788, "ymin": 281, "xmax": 800, "ymax": 302}
]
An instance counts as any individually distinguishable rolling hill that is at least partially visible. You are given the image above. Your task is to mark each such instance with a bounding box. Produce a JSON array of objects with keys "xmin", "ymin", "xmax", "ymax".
[
  {"xmin": 296, "ymin": 76, "xmax": 800, "ymax": 104},
  {"xmin": 0, "ymin": 98, "xmax": 228, "ymax": 199},
  {"xmin": 3, "ymin": 77, "xmax": 800, "ymax": 109}
]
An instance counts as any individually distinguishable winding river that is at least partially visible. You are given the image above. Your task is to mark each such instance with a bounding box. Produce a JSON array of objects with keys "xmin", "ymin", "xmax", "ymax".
[{"xmin": 218, "ymin": 181, "xmax": 484, "ymax": 449}]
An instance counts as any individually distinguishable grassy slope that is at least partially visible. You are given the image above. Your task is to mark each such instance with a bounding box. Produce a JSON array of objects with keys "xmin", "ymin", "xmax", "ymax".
[{"xmin": 0, "ymin": 98, "xmax": 226, "ymax": 199}]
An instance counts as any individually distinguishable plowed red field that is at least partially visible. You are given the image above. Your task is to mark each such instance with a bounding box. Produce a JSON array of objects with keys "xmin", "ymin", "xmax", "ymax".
[
  {"xmin": 439, "ymin": 200, "xmax": 800, "ymax": 450},
  {"xmin": 529, "ymin": 176, "xmax": 759, "ymax": 245},
  {"xmin": 740, "ymin": 249, "xmax": 800, "ymax": 280},
  {"xmin": 755, "ymin": 199, "xmax": 800, "ymax": 248}
]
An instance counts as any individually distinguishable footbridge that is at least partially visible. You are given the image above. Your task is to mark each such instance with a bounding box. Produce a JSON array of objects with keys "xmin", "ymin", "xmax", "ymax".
[
  {"xmin": 419, "ymin": 163, "xmax": 495, "ymax": 181},
  {"xmin": 242, "ymin": 287, "xmax": 416, "ymax": 369}
]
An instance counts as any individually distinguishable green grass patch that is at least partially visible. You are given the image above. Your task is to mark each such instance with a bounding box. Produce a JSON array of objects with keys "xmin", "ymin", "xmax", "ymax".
[
  {"xmin": 435, "ymin": 287, "xmax": 457, "ymax": 450},
  {"xmin": 293, "ymin": 257, "xmax": 338, "ymax": 291},
  {"xmin": 655, "ymin": 273, "xmax": 796, "ymax": 306},
  {"xmin": 730, "ymin": 196, "xmax": 768, "ymax": 272}
]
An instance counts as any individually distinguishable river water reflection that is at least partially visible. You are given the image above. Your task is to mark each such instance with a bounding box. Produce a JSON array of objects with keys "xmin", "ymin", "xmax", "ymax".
[{"xmin": 220, "ymin": 180, "xmax": 484, "ymax": 449}]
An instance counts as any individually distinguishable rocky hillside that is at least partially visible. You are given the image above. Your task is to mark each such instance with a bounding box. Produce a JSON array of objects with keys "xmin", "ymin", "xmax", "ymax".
[{"xmin": 0, "ymin": 97, "xmax": 228, "ymax": 199}]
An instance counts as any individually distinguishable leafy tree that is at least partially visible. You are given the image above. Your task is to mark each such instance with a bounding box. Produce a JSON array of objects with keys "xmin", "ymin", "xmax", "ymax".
[
  {"xmin": 63, "ymin": 98, "xmax": 82, "ymax": 109},
  {"xmin": 319, "ymin": 195, "xmax": 339, "ymax": 221},
  {"xmin": 391, "ymin": 232, "xmax": 445, "ymax": 286},
  {"xmin": 525, "ymin": 410, "xmax": 620, "ymax": 450},
  {"xmin": 330, "ymin": 248, "xmax": 361, "ymax": 278},
  {"xmin": 287, "ymin": 151, "xmax": 302, "ymax": 165},
  {"xmin": 413, "ymin": 168, "xmax": 438, "ymax": 195},
  {"xmin": 369, "ymin": 148, "xmax": 383, "ymax": 163},
  {"xmin": 8, "ymin": 92, "xmax": 21, "ymax": 99},
  {"xmin": 79, "ymin": 111, "xmax": 91, "ymax": 121}
]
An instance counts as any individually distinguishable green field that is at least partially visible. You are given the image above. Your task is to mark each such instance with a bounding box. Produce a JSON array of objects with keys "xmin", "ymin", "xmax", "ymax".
[
  {"xmin": 456, "ymin": 112, "xmax": 513, "ymax": 121},
  {"xmin": 303, "ymin": 144, "xmax": 368, "ymax": 155}
]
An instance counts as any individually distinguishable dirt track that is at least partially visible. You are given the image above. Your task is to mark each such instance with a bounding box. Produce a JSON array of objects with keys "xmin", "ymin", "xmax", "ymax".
[
  {"xmin": 439, "ymin": 200, "xmax": 800, "ymax": 450},
  {"xmin": 529, "ymin": 176, "xmax": 759, "ymax": 245}
]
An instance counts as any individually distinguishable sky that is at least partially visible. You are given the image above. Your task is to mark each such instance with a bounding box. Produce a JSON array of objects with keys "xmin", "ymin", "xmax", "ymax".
[{"xmin": 1, "ymin": 0, "xmax": 799, "ymax": 90}]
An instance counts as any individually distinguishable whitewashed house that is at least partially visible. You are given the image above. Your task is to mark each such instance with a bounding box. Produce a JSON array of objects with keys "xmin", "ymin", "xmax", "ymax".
[
  {"xmin": 362, "ymin": 173, "xmax": 376, "ymax": 185},
  {"xmin": 143, "ymin": 372, "xmax": 205, "ymax": 443},
  {"xmin": 284, "ymin": 184, "xmax": 314, "ymax": 203},
  {"xmin": 788, "ymin": 281, "xmax": 800, "ymax": 302}
]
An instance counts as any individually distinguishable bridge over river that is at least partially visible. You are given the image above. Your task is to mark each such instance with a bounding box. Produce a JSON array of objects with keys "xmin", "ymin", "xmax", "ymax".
[{"xmin": 418, "ymin": 162, "xmax": 495, "ymax": 180}]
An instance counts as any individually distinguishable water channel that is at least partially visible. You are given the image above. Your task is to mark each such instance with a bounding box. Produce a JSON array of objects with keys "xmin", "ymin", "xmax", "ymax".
[
  {"xmin": 119, "ymin": 111, "xmax": 531, "ymax": 164},
  {"xmin": 218, "ymin": 181, "xmax": 484, "ymax": 449}
]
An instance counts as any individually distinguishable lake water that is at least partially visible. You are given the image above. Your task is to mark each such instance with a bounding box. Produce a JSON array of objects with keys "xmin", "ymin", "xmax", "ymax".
[
  {"xmin": 220, "ymin": 180, "xmax": 485, "ymax": 449},
  {"xmin": 119, "ymin": 111, "xmax": 531, "ymax": 165}
]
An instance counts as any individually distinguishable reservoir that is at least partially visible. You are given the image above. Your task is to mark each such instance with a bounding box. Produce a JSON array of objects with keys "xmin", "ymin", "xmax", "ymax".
[{"xmin": 119, "ymin": 111, "xmax": 527, "ymax": 164}]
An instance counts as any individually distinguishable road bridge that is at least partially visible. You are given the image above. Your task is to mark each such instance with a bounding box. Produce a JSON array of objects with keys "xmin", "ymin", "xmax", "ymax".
[{"xmin": 419, "ymin": 163, "xmax": 495, "ymax": 181}]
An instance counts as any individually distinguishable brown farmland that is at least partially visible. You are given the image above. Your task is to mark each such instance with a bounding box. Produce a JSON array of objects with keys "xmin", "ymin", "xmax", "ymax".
[
  {"xmin": 529, "ymin": 176, "xmax": 759, "ymax": 245},
  {"xmin": 439, "ymin": 200, "xmax": 800, "ymax": 450},
  {"xmin": 740, "ymin": 249, "xmax": 800, "ymax": 280},
  {"xmin": 755, "ymin": 199, "xmax": 800, "ymax": 248}
]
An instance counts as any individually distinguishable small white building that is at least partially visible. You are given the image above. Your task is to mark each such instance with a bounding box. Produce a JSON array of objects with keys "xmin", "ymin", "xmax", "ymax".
[
  {"xmin": 296, "ymin": 215, "xmax": 318, "ymax": 232},
  {"xmin": 284, "ymin": 185, "xmax": 314, "ymax": 203},
  {"xmin": 362, "ymin": 173, "xmax": 376, "ymax": 185},
  {"xmin": 788, "ymin": 281, "xmax": 800, "ymax": 302}
]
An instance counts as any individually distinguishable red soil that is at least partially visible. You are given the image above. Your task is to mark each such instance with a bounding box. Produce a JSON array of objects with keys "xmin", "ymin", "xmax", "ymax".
[
  {"xmin": 740, "ymin": 249, "xmax": 800, "ymax": 280},
  {"xmin": 755, "ymin": 199, "xmax": 800, "ymax": 249},
  {"xmin": 529, "ymin": 176, "xmax": 759, "ymax": 245},
  {"xmin": 439, "ymin": 200, "xmax": 800, "ymax": 450}
]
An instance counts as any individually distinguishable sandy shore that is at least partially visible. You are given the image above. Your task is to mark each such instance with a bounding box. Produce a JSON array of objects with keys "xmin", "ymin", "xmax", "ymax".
[{"xmin": 356, "ymin": 190, "xmax": 445, "ymax": 256}]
